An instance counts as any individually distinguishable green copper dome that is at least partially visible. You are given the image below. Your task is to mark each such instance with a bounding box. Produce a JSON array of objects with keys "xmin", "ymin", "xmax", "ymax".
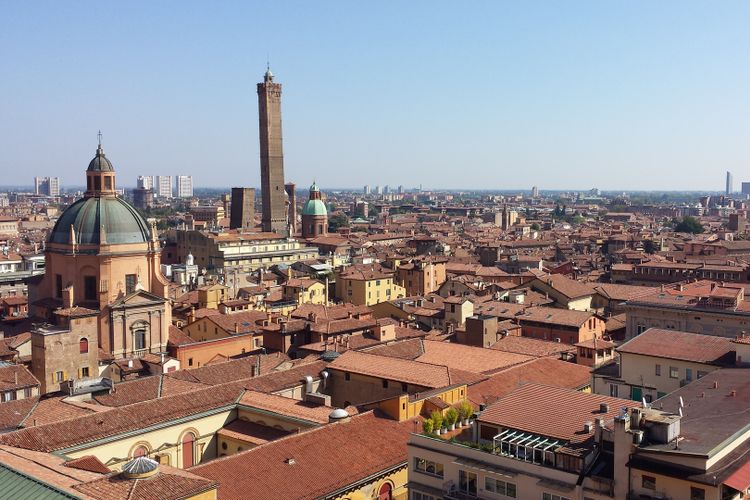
[
  {"xmin": 302, "ymin": 199, "xmax": 327, "ymax": 217},
  {"xmin": 87, "ymin": 144, "xmax": 115, "ymax": 172},
  {"xmin": 49, "ymin": 196, "xmax": 151, "ymax": 245}
]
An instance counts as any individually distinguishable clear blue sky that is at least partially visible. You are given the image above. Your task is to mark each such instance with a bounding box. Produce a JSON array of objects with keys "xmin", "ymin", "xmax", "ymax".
[{"xmin": 1, "ymin": 1, "xmax": 748, "ymax": 190}]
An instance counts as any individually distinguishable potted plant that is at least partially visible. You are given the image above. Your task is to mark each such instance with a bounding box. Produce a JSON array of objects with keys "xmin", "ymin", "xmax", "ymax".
[
  {"xmin": 422, "ymin": 418, "xmax": 434, "ymax": 435},
  {"xmin": 459, "ymin": 401, "xmax": 474, "ymax": 427},
  {"xmin": 446, "ymin": 408, "xmax": 458, "ymax": 431},
  {"xmin": 431, "ymin": 411, "xmax": 443, "ymax": 435}
]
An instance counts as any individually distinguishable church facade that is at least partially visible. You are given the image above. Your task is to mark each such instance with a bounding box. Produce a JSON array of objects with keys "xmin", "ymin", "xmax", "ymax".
[{"xmin": 30, "ymin": 138, "xmax": 171, "ymax": 393}]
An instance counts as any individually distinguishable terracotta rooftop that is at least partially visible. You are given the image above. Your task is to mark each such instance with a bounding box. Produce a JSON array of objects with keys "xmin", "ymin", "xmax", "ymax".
[
  {"xmin": 415, "ymin": 340, "xmax": 533, "ymax": 375},
  {"xmin": 216, "ymin": 419, "xmax": 291, "ymax": 446},
  {"xmin": 327, "ymin": 350, "xmax": 450, "ymax": 388},
  {"xmin": 190, "ymin": 411, "xmax": 412, "ymax": 500},
  {"xmin": 489, "ymin": 335, "xmax": 576, "ymax": 357},
  {"xmin": 0, "ymin": 364, "xmax": 38, "ymax": 391},
  {"xmin": 617, "ymin": 328, "xmax": 736, "ymax": 365},
  {"xmin": 532, "ymin": 274, "xmax": 595, "ymax": 299},
  {"xmin": 238, "ymin": 390, "xmax": 334, "ymax": 424},
  {"xmin": 73, "ymin": 463, "xmax": 218, "ymax": 500},
  {"xmin": 468, "ymin": 358, "xmax": 592, "ymax": 406},
  {"xmin": 479, "ymin": 383, "xmax": 635, "ymax": 445}
]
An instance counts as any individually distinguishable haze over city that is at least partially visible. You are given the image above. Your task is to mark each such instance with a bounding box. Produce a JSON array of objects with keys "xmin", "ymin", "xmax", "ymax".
[{"xmin": 2, "ymin": 1, "xmax": 748, "ymax": 190}]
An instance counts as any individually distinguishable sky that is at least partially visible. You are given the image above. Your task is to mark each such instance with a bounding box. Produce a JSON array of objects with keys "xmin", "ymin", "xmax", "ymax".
[{"xmin": 1, "ymin": 2, "xmax": 748, "ymax": 191}]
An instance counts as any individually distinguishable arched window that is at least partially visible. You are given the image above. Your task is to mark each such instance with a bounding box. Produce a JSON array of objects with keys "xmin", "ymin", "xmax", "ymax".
[
  {"xmin": 133, "ymin": 445, "xmax": 148, "ymax": 458},
  {"xmin": 378, "ymin": 482, "xmax": 392, "ymax": 500},
  {"xmin": 79, "ymin": 338, "xmax": 89, "ymax": 354},
  {"xmin": 182, "ymin": 432, "xmax": 195, "ymax": 468}
]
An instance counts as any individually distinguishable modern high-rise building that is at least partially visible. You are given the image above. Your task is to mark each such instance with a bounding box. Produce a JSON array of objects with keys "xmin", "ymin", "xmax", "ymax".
[
  {"xmin": 34, "ymin": 176, "xmax": 60, "ymax": 197},
  {"xmin": 742, "ymin": 182, "xmax": 750, "ymax": 196},
  {"xmin": 176, "ymin": 175, "xmax": 194, "ymax": 198},
  {"xmin": 230, "ymin": 187, "xmax": 256, "ymax": 230},
  {"xmin": 726, "ymin": 171, "xmax": 733, "ymax": 195},
  {"xmin": 155, "ymin": 175, "xmax": 173, "ymax": 198},
  {"xmin": 136, "ymin": 175, "xmax": 155, "ymax": 190},
  {"xmin": 375, "ymin": 185, "xmax": 382, "ymax": 195},
  {"xmin": 397, "ymin": 185, "xmax": 404, "ymax": 194},
  {"xmin": 364, "ymin": 185, "xmax": 371, "ymax": 195},
  {"xmin": 531, "ymin": 185, "xmax": 540, "ymax": 198},
  {"xmin": 257, "ymin": 67, "xmax": 287, "ymax": 234}
]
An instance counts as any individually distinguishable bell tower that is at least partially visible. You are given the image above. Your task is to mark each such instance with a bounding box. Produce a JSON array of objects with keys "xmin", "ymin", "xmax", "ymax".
[{"xmin": 257, "ymin": 67, "xmax": 287, "ymax": 234}]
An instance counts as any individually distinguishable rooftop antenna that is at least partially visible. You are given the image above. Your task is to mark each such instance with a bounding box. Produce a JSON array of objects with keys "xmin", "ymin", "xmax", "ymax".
[
  {"xmin": 641, "ymin": 397, "xmax": 650, "ymax": 409},
  {"xmin": 679, "ymin": 396, "xmax": 684, "ymax": 408}
]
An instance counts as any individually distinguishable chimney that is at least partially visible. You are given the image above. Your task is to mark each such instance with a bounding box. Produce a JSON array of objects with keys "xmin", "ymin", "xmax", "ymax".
[
  {"xmin": 713, "ymin": 381, "xmax": 719, "ymax": 389},
  {"xmin": 235, "ymin": 322, "xmax": 240, "ymax": 333}
]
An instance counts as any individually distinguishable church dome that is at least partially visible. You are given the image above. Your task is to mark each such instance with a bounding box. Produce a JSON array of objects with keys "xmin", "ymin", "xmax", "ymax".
[
  {"xmin": 302, "ymin": 199, "xmax": 327, "ymax": 217},
  {"xmin": 87, "ymin": 144, "xmax": 115, "ymax": 172},
  {"xmin": 49, "ymin": 196, "xmax": 151, "ymax": 245}
]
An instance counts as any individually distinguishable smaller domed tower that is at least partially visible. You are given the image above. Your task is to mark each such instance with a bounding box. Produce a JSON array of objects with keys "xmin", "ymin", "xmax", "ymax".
[{"xmin": 301, "ymin": 182, "xmax": 328, "ymax": 239}]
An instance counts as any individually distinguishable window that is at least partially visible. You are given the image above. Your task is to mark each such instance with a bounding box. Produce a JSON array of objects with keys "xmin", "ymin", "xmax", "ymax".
[
  {"xmin": 411, "ymin": 493, "xmax": 435, "ymax": 500},
  {"xmin": 125, "ymin": 274, "xmax": 137, "ymax": 294},
  {"xmin": 669, "ymin": 366, "xmax": 679, "ymax": 379},
  {"xmin": 697, "ymin": 370, "xmax": 708, "ymax": 379},
  {"xmin": 401, "ymin": 382, "xmax": 408, "ymax": 392},
  {"xmin": 55, "ymin": 371, "xmax": 64, "ymax": 383},
  {"xmin": 81, "ymin": 366, "xmax": 90, "ymax": 378},
  {"xmin": 23, "ymin": 387, "xmax": 32, "ymax": 398},
  {"xmin": 642, "ymin": 475, "xmax": 656, "ymax": 490},
  {"xmin": 1, "ymin": 391, "xmax": 16, "ymax": 402},
  {"xmin": 609, "ymin": 384, "xmax": 618, "ymax": 397},
  {"xmin": 637, "ymin": 325, "xmax": 647, "ymax": 335},
  {"xmin": 485, "ymin": 477, "xmax": 516, "ymax": 497},
  {"xmin": 188, "ymin": 358, "xmax": 193, "ymax": 366},
  {"xmin": 382, "ymin": 379, "xmax": 389, "ymax": 389},
  {"xmin": 79, "ymin": 338, "xmax": 89, "ymax": 354},
  {"xmin": 134, "ymin": 329, "xmax": 146, "ymax": 351},
  {"xmin": 655, "ymin": 364, "xmax": 661, "ymax": 376},
  {"xmin": 55, "ymin": 274, "xmax": 63, "ymax": 298},
  {"xmin": 458, "ymin": 470, "xmax": 477, "ymax": 495},
  {"xmin": 690, "ymin": 486, "xmax": 705, "ymax": 500},
  {"xmin": 414, "ymin": 458, "xmax": 444, "ymax": 478},
  {"xmin": 542, "ymin": 494, "xmax": 569, "ymax": 500},
  {"xmin": 345, "ymin": 372, "xmax": 351, "ymax": 381},
  {"xmin": 685, "ymin": 368, "xmax": 693, "ymax": 382},
  {"xmin": 84, "ymin": 276, "xmax": 97, "ymax": 301}
]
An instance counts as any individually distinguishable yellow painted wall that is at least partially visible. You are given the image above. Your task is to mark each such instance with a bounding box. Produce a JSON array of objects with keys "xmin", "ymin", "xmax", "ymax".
[{"xmin": 65, "ymin": 409, "xmax": 236, "ymax": 470}]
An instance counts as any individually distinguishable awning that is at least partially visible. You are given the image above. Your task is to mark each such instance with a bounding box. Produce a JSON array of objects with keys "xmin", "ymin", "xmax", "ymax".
[
  {"xmin": 724, "ymin": 458, "xmax": 750, "ymax": 492},
  {"xmin": 453, "ymin": 457, "xmax": 516, "ymax": 479}
]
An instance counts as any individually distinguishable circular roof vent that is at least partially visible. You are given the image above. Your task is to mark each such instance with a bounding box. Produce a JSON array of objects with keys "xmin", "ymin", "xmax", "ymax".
[
  {"xmin": 328, "ymin": 408, "xmax": 350, "ymax": 423},
  {"xmin": 320, "ymin": 350, "xmax": 340, "ymax": 362},
  {"xmin": 121, "ymin": 456, "xmax": 159, "ymax": 479}
]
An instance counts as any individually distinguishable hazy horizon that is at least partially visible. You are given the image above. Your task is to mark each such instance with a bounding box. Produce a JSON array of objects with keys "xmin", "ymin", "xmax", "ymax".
[{"xmin": 1, "ymin": 2, "xmax": 748, "ymax": 191}]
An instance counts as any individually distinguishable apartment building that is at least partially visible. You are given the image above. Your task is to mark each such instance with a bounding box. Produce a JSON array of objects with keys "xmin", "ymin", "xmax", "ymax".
[
  {"xmin": 624, "ymin": 280, "xmax": 750, "ymax": 340},
  {"xmin": 594, "ymin": 328, "xmax": 736, "ymax": 402}
]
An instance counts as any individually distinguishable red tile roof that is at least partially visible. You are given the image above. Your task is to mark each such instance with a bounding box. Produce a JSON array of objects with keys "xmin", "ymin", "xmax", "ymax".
[
  {"xmin": 0, "ymin": 364, "xmax": 39, "ymax": 391},
  {"xmin": 73, "ymin": 464, "xmax": 217, "ymax": 500},
  {"xmin": 617, "ymin": 328, "xmax": 736, "ymax": 365},
  {"xmin": 468, "ymin": 358, "xmax": 592, "ymax": 406},
  {"xmin": 478, "ymin": 383, "xmax": 634, "ymax": 444},
  {"xmin": 191, "ymin": 411, "xmax": 411, "ymax": 500},
  {"xmin": 415, "ymin": 340, "xmax": 533, "ymax": 375},
  {"xmin": 328, "ymin": 350, "xmax": 450, "ymax": 388},
  {"xmin": 489, "ymin": 335, "xmax": 575, "ymax": 357}
]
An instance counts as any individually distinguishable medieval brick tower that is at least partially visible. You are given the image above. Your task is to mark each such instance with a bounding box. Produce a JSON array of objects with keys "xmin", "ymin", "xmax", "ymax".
[{"xmin": 257, "ymin": 67, "xmax": 287, "ymax": 234}]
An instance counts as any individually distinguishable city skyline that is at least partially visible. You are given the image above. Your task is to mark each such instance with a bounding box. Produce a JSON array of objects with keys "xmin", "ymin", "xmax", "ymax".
[{"xmin": 1, "ymin": 2, "xmax": 749, "ymax": 190}]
